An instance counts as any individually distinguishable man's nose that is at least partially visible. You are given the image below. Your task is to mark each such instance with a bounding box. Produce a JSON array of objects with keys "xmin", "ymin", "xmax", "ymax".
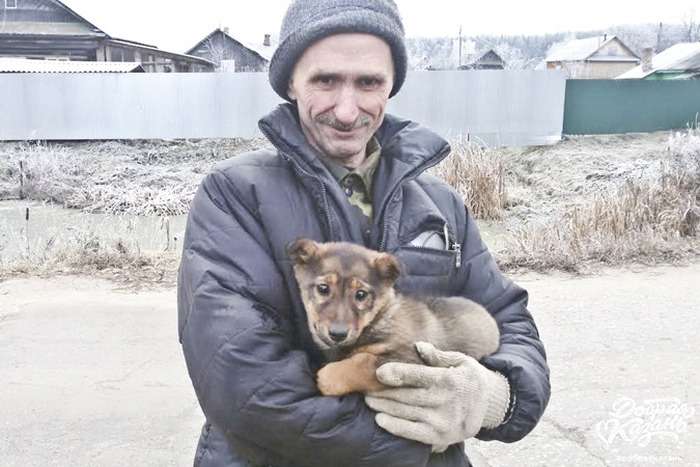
[
  {"xmin": 328, "ymin": 323, "xmax": 349, "ymax": 343},
  {"xmin": 333, "ymin": 86, "xmax": 360, "ymax": 125}
]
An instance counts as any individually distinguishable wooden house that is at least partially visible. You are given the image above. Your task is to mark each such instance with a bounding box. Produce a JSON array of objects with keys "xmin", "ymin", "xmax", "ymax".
[
  {"xmin": 545, "ymin": 35, "xmax": 640, "ymax": 79},
  {"xmin": 97, "ymin": 38, "xmax": 214, "ymax": 73},
  {"xmin": 187, "ymin": 28, "xmax": 274, "ymax": 72},
  {"xmin": 616, "ymin": 43, "xmax": 700, "ymax": 80},
  {"xmin": 0, "ymin": 0, "xmax": 214, "ymax": 72},
  {"xmin": 459, "ymin": 49, "xmax": 506, "ymax": 70},
  {"xmin": 0, "ymin": 0, "xmax": 107, "ymax": 60}
]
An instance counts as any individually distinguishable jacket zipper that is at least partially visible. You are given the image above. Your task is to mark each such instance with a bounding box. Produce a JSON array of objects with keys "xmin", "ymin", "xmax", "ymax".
[
  {"xmin": 378, "ymin": 144, "xmax": 453, "ymax": 252},
  {"xmin": 261, "ymin": 122, "xmax": 454, "ymax": 252},
  {"xmin": 279, "ymin": 155, "xmax": 461, "ymax": 268},
  {"xmin": 259, "ymin": 125, "xmax": 335, "ymax": 240},
  {"xmin": 443, "ymin": 221, "xmax": 462, "ymax": 268},
  {"xmin": 452, "ymin": 240, "xmax": 462, "ymax": 268},
  {"xmin": 283, "ymin": 153, "xmax": 334, "ymax": 239}
]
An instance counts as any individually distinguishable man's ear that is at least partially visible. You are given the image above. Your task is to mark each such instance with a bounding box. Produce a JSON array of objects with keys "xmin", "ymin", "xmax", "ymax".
[
  {"xmin": 287, "ymin": 238, "xmax": 319, "ymax": 265},
  {"xmin": 287, "ymin": 79, "xmax": 297, "ymax": 101},
  {"xmin": 374, "ymin": 253, "xmax": 401, "ymax": 284}
]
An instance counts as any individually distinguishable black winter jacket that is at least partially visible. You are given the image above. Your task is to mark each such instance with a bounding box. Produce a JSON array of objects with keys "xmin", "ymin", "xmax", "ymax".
[{"xmin": 177, "ymin": 104, "xmax": 550, "ymax": 467}]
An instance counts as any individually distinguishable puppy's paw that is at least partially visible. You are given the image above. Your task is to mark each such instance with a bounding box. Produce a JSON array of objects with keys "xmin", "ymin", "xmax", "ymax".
[{"xmin": 316, "ymin": 364, "xmax": 351, "ymax": 396}]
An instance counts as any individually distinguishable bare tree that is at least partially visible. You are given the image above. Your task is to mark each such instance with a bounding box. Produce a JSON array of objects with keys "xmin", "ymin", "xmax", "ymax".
[
  {"xmin": 656, "ymin": 22, "xmax": 664, "ymax": 51},
  {"xmin": 495, "ymin": 43, "xmax": 540, "ymax": 70},
  {"xmin": 203, "ymin": 36, "xmax": 227, "ymax": 69},
  {"xmin": 681, "ymin": 9, "xmax": 700, "ymax": 42}
]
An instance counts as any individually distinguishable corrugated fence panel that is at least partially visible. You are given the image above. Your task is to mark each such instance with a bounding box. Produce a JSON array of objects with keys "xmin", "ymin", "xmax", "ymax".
[
  {"xmin": 563, "ymin": 79, "xmax": 700, "ymax": 135},
  {"xmin": 0, "ymin": 73, "xmax": 282, "ymax": 140},
  {"xmin": 391, "ymin": 70, "xmax": 567, "ymax": 147},
  {"xmin": 0, "ymin": 70, "xmax": 567, "ymax": 146}
]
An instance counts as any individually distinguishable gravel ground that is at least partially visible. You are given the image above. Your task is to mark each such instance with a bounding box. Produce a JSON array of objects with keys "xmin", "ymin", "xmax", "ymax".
[{"xmin": 1, "ymin": 264, "xmax": 698, "ymax": 466}]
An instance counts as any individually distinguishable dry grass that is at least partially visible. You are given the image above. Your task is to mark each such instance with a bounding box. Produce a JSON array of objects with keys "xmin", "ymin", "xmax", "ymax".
[
  {"xmin": 2, "ymin": 129, "xmax": 699, "ymax": 281},
  {"xmin": 498, "ymin": 126, "xmax": 700, "ymax": 272},
  {"xmin": 432, "ymin": 140, "xmax": 508, "ymax": 220},
  {"xmin": 0, "ymin": 228, "xmax": 179, "ymax": 287},
  {"xmin": 0, "ymin": 209, "xmax": 183, "ymax": 286},
  {"xmin": 0, "ymin": 138, "xmax": 268, "ymax": 216},
  {"xmin": 668, "ymin": 117, "xmax": 700, "ymax": 175}
]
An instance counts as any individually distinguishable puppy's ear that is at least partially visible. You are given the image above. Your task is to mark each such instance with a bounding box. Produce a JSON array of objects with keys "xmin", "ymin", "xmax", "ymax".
[
  {"xmin": 287, "ymin": 238, "xmax": 319, "ymax": 265},
  {"xmin": 374, "ymin": 253, "xmax": 401, "ymax": 284}
]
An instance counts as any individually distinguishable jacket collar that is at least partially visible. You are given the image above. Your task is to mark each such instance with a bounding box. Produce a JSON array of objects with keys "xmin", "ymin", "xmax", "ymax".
[
  {"xmin": 258, "ymin": 103, "xmax": 452, "ymax": 246},
  {"xmin": 257, "ymin": 103, "xmax": 451, "ymax": 185}
]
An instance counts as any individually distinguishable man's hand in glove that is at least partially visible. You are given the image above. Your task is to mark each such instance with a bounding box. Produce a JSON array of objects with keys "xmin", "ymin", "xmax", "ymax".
[{"xmin": 365, "ymin": 342, "xmax": 511, "ymax": 453}]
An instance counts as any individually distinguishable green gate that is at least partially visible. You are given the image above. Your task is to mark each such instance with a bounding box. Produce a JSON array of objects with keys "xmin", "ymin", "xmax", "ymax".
[{"xmin": 563, "ymin": 79, "xmax": 700, "ymax": 135}]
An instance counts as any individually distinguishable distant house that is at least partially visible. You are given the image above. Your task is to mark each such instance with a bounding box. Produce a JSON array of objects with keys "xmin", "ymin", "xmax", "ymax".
[
  {"xmin": 458, "ymin": 49, "xmax": 506, "ymax": 70},
  {"xmin": 616, "ymin": 43, "xmax": 700, "ymax": 80},
  {"xmin": 545, "ymin": 34, "xmax": 640, "ymax": 79},
  {"xmin": 187, "ymin": 28, "xmax": 275, "ymax": 72},
  {"xmin": 0, "ymin": 0, "xmax": 214, "ymax": 72},
  {"xmin": 0, "ymin": 0, "xmax": 107, "ymax": 60}
]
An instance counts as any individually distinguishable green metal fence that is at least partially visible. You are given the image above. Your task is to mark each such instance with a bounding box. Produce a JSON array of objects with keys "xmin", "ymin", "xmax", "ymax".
[{"xmin": 563, "ymin": 79, "xmax": 700, "ymax": 135}]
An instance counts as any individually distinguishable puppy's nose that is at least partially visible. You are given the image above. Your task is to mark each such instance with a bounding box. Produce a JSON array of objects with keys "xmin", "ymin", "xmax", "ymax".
[{"xmin": 328, "ymin": 324, "xmax": 349, "ymax": 343}]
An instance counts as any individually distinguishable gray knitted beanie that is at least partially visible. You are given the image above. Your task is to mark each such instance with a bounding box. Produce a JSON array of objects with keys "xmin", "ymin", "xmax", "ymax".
[{"xmin": 269, "ymin": 0, "xmax": 407, "ymax": 102}]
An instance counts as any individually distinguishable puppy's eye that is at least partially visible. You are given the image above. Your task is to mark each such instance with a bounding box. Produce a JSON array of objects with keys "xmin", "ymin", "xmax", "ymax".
[
  {"xmin": 355, "ymin": 290, "xmax": 369, "ymax": 301},
  {"xmin": 316, "ymin": 284, "xmax": 330, "ymax": 296}
]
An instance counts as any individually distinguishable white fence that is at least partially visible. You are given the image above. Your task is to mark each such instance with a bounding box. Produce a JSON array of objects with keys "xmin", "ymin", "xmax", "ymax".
[{"xmin": 0, "ymin": 70, "xmax": 566, "ymax": 147}]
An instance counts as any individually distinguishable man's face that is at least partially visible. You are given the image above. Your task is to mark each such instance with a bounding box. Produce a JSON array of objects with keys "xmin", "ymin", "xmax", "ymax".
[{"xmin": 288, "ymin": 34, "xmax": 394, "ymax": 168}]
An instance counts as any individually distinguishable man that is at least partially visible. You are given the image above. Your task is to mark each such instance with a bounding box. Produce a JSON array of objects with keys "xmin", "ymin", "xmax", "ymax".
[{"xmin": 177, "ymin": 1, "xmax": 550, "ymax": 466}]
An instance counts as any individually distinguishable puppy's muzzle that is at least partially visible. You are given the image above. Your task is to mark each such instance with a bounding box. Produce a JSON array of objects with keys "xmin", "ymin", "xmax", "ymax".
[{"xmin": 328, "ymin": 323, "xmax": 349, "ymax": 343}]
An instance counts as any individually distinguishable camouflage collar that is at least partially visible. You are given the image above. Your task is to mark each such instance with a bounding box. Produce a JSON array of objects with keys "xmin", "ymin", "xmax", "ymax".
[{"xmin": 319, "ymin": 137, "xmax": 381, "ymax": 196}]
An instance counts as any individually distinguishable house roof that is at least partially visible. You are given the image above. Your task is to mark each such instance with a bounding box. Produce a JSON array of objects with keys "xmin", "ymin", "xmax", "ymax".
[
  {"xmin": 468, "ymin": 49, "xmax": 504, "ymax": 65},
  {"xmin": 458, "ymin": 49, "xmax": 506, "ymax": 70},
  {"xmin": 616, "ymin": 42, "xmax": 700, "ymax": 79},
  {"xmin": 186, "ymin": 28, "xmax": 276, "ymax": 62},
  {"xmin": 49, "ymin": 0, "xmax": 108, "ymax": 36},
  {"xmin": 546, "ymin": 35, "xmax": 638, "ymax": 62},
  {"xmin": 108, "ymin": 37, "xmax": 159, "ymax": 50},
  {"xmin": 0, "ymin": 1, "xmax": 107, "ymax": 37},
  {"xmin": 0, "ymin": 57, "xmax": 143, "ymax": 73},
  {"xmin": 0, "ymin": 2, "xmax": 214, "ymax": 67},
  {"xmin": 242, "ymin": 39, "xmax": 275, "ymax": 62}
]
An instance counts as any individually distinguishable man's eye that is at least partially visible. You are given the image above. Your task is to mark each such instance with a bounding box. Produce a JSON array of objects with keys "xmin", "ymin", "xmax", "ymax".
[
  {"xmin": 316, "ymin": 75, "xmax": 335, "ymax": 86},
  {"xmin": 316, "ymin": 284, "xmax": 330, "ymax": 296},
  {"xmin": 359, "ymin": 78, "xmax": 380, "ymax": 88},
  {"xmin": 355, "ymin": 290, "xmax": 368, "ymax": 301}
]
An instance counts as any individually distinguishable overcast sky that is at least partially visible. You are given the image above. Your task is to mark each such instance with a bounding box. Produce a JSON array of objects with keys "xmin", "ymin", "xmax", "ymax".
[{"xmin": 63, "ymin": 0, "xmax": 699, "ymax": 53}]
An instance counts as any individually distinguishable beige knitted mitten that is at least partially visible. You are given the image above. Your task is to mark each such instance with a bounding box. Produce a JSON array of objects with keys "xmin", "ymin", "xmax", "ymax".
[{"xmin": 365, "ymin": 342, "xmax": 511, "ymax": 453}]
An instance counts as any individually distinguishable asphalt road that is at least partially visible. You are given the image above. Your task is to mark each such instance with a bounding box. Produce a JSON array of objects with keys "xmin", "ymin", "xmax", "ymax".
[{"xmin": 1, "ymin": 264, "xmax": 698, "ymax": 466}]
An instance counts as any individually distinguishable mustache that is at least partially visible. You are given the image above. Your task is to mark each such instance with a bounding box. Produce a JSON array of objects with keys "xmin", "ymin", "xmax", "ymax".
[{"xmin": 315, "ymin": 113, "xmax": 371, "ymax": 132}]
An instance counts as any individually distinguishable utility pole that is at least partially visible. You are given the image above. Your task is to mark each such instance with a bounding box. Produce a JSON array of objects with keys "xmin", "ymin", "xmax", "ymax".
[{"xmin": 458, "ymin": 25, "xmax": 463, "ymax": 68}]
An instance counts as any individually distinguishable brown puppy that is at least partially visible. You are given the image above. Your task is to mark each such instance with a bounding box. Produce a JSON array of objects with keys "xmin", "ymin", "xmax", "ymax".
[{"xmin": 288, "ymin": 238, "xmax": 500, "ymax": 396}]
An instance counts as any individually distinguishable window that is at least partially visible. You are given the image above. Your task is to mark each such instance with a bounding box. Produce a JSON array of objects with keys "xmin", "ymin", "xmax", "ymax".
[
  {"xmin": 5, "ymin": 0, "xmax": 18, "ymax": 9},
  {"xmin": 110, "ymin": 48, "xmax": 124, "ymax": 62}
]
